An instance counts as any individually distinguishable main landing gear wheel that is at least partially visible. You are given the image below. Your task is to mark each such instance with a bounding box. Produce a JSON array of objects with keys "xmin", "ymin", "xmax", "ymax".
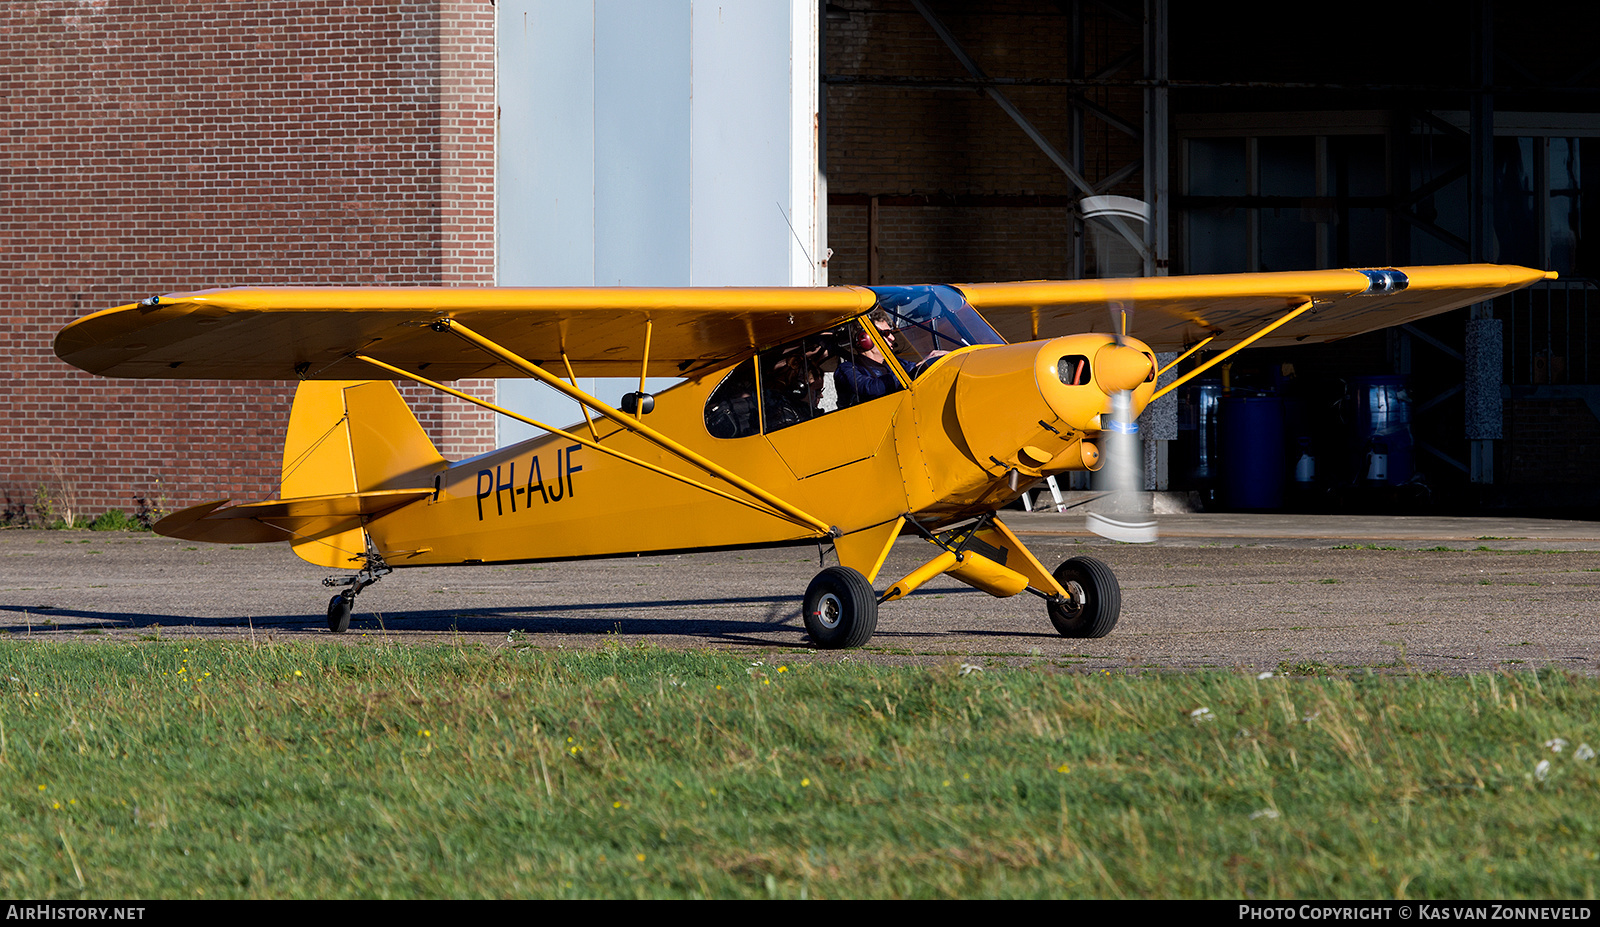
[
  {"xmin": 1047, "ymin": 556, "xmax": 1120, "ymax": 639},
  {"xmin": 802, "ymin": 566, "xmax": 878, "ymax": 649},
  {"xmin": 327, "ymin": 594, "xmax": 354, "ymax": 634}
]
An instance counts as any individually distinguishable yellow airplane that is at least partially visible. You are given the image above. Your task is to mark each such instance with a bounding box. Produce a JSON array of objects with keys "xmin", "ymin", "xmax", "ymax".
[{"xmin": 54, "ymin": 264, "xmax": 1552, "ymax": 647}]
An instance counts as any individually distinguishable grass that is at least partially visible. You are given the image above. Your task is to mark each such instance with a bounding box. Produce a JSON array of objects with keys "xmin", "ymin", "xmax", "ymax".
[{"xmin": 1, "ymin": 640, "xmax": 1597, "ymax": 899}]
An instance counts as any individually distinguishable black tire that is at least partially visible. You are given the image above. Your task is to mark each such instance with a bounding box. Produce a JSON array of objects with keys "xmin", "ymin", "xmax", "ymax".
[
  {"xmin": 802, "ymin": 566, "xmax": 879, "ymax": 649},
  {"xmin": 327, "ymin": 594, "xmax": 353, "ymax": 633},
  {"xmin": 1048, "ymin": 556, "xmax": 1120, "ymax": 638}
]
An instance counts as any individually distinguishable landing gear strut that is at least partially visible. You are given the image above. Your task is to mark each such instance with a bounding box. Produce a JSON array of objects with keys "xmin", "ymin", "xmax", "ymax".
[{"xmin": 322, "ymin": 538, "xmax": 391, "ymax": 633}]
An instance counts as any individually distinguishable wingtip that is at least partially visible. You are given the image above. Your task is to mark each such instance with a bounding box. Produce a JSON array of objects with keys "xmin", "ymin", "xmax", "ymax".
[{"xmin": 1546, "ymin": 270, "xmax": 1561, "ymax": 281}]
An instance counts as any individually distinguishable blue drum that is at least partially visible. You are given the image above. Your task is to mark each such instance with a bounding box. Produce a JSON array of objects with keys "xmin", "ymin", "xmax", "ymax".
[
  {"xmin": 1220, "ymin": 395, "xmax": 1285, "ymax": 510},
  {"xmin": 1349, "ymin": 376, "xmax": 1413, "ymax": 485}
]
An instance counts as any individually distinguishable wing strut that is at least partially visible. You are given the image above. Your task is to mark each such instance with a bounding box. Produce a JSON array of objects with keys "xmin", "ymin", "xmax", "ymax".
[
  {"xmin": 1150, "ymin": 300, "xmax": 1315, "ymax": 403},
  {"xmin": 352, "ymin": 353, "xmax": 833, "ymax": 536},
  {"xmin": 1153, "ymin": 335, "xmax": 1215, "ymax": 380},
  {"xmin": 433, "ymin": 318, "xmax": 836, "ymax": 537},
  {"xmin": 558, "ymin": 351, "xmax": 601, "ymax": 442}
]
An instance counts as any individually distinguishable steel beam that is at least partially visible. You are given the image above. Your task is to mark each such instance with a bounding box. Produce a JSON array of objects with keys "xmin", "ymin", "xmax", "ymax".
[
  {"xmin": 1467, "ymin": 0, "xmax": 1500, "ymax": 484},
  {"xmin": 908, "ymin": 0, "xmax": 1150, "ymax": 260},
  {"xmin": 1143, "ymin": 0, "xmax": 1169, "ymax": 275}
]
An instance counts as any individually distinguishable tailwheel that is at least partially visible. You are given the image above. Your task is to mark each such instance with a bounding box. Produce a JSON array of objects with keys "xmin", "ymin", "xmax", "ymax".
[
  {"xmin": 1047, "ymin": 556, "xmax": 1120, "ymax": 639},
  {"xmin": 323, "ymin": 535, "xmax": 389, "ymax": 634},
  {"xmin": 802, "ymin": 566, "xmax": 879, "ymax": 649},
  {"xmin": 327, "ymin": 594, "xmax": 354, "ymax": 633}
]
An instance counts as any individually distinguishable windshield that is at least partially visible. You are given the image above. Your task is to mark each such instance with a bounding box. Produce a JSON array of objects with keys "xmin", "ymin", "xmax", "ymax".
[{"xmin": 867, "ymin": 285, "xmax": 1005, "ymax": 377}]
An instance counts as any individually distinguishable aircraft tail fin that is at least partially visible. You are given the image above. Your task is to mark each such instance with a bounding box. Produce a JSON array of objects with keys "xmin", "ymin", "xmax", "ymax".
[
  {"xmin": 156, "ymin": 381, "xmax": 447, "ymax": 566},
  {"xmin": 275, "ymin": 379, "xmax": 446, "ymax": 567},
  {"xmin": 282, "ymin": 380, "xmax": 446, "ymax": 497}
]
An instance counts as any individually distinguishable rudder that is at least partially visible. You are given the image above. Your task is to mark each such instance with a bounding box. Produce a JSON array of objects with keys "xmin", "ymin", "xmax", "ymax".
[{"xmin": 282, "ymin": 380, "xmax": 445, "ymax": 567}]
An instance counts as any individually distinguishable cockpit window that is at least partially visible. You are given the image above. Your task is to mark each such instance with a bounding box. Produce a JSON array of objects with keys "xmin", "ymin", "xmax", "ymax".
[
  {"xmin": 867, "ymin": 285, "xmax": 1006, "ymax": 378},
  {"xmin": 758, "ymin": 321, "xmax": 904, "ymax": 433},
  {"xmin": 707, "ymin": 318, "xmax": 916, "ymax": 439},
  {"xmin": 704, "ymin": 358, "xmax": 759, "ymax": 438}
]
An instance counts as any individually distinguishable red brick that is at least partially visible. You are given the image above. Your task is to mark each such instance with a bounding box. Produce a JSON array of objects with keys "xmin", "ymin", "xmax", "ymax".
[{"xmin": 2, "ymin": 0, "xmax": 496, "ymax": 518}]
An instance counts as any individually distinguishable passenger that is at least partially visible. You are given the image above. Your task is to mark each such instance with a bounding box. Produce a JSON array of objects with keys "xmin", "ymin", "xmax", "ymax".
[
  {"xmin": 704, "ymin": 360, "xmax": 759, "ymax": 438},
  {"xmin": 762, "ymin": 346, "xmax": 819, "ymax": 431},
  {"xmin": 834, "ymin": 311, "xmax": 901, "ymax": 408}
]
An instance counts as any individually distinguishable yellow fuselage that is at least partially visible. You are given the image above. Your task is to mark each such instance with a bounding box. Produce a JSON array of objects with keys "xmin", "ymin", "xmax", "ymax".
[{"xmin": 356, "ymin": 333, "xmax": 1155, "ymax": 568}]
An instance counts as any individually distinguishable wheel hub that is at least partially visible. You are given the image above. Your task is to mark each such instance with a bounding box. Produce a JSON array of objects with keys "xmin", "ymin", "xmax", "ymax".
[
  {"xmin": 1057, "ymin": 580, "xmax": 1086, "ymax": 619},
  {"xmin": 815, "ymin": 591, "xmax": 843, "ymax": 630}
]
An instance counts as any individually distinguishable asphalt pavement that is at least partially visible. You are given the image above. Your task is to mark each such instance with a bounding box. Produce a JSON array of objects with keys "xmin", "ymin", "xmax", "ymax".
[{"xmin": 2, "ymin": 513, "xmax": 1597, "ymax": 674}]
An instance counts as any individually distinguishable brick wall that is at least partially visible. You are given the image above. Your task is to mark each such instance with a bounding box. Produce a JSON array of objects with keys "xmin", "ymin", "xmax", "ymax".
[
  {"xmin": 1, "ymin": 0, "xmax": 497, "ymax": 522},
  {"xmin": 825, "ymin": 0, "xmax": 1142, "ymax": 286},
  {"xmin": 1505, "ymin": 398, "xmax": 1600, "ymax": 487}
]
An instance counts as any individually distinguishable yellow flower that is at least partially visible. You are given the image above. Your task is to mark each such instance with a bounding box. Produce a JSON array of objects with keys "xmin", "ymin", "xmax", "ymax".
[
  {"xmin": 778, "ymin": 666, "xmax": 788, "ymax": 673},
  {"xmin": 1056, "ymin": 764, "xmax": 1070, "ymax": 774},
  {"xmin": 801, "ymin": 778, "xmax": 810, "ymax": 787},
  {"xmin": 636, "ymin": 854, "xmax": 646, "ymax": 863}
]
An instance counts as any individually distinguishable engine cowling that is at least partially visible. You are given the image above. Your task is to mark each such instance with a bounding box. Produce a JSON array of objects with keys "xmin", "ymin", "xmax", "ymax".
[{"xmin": 951, "ymin": 334, "xmax": 1155, "ymax": 476}]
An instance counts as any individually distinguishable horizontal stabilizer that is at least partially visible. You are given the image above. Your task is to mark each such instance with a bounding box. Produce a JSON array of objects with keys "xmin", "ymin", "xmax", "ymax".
[{"xmin": 154, "ymin": 489, "xmax": 433, "ymax": 545}]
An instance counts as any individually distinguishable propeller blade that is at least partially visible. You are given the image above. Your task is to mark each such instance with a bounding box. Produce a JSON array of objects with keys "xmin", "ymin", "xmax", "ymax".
[{"xmin": 1087, "ymin": 388, "xmax": 1158, "ymax": 543}]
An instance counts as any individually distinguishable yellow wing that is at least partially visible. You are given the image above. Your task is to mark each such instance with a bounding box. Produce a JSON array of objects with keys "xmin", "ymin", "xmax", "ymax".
[
  {"xmin": 54, "ymin": 285, "xmax": 879, "ymax": 381},
  {"xmin": 958, "ymin": 265, "xmax": 1555, "ymax": 351},
  {"xmin": 55, "ymin": 266, "xmax": 1552, "ymax": 382}
]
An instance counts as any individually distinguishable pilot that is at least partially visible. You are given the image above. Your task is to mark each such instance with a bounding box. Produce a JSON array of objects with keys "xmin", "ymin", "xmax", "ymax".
[{"xmin": 834, "ymin": 311, "xmax": 901, "ymax": 408}]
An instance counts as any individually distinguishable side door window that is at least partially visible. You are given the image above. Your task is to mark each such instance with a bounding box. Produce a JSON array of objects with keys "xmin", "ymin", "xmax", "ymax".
[
  {"xmin": 759, "ymin": 322, "xmax": 904, "ymax": 434},
  {"xmin": 703, "ymin": 358, "xmax": 760, "ymax": 439}
]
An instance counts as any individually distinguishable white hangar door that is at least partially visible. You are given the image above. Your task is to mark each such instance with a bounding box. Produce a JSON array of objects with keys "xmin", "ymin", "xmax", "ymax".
[{"xmin": 495, "ymin": 0, "xmax": 824, "ymax": 446}]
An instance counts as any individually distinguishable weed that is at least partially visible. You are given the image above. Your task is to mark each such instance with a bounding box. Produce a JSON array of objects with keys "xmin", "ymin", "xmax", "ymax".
[
  {"xmin": 33, "ymin": 485, "xmax": 57, "ymax": 527},
  {"xmin": 31, "ymin": 458, "xmax": 85, "ymax": 528},
  {"xmin": 1, "ymin": 492, "xmax": 28, "ymax": 527},
  {"xmin": 132, "ymin": 479, "xmax": 170, "ymax": 530},
  {"xmin": 87, "ymin": 510, "xmax": 141, "ymax": 532},
  {"xmin": 1278, "ymin": 658, "xmax": 1336, "ymax": 676}
]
